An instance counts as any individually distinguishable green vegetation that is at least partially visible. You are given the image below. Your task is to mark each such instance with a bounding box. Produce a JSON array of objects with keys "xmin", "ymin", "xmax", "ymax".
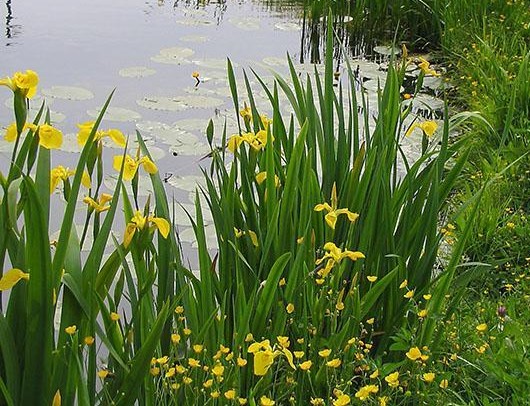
[{"xmin": 1, "ymin": 1, "xmax": 529, "ymax": 405}]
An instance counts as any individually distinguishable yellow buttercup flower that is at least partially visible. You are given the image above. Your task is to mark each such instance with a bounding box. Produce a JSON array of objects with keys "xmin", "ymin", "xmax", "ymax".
[
  {"xmin": 113, "ymin": 154, "xmax": 157, "ymax": 181},
  {"xmin": 65, "ymin": 325, "xmax": 77, "ymax": 335},
  {"xmin": 225, "ymin": 390, "xmax": 236, "ymax": 400},
  {"xmin": 406, "ymin": 346, "xmax": 422, "ymax": 360},
  {"xmin": 404, "ymin": 289, "xmax": 415, "ymax": 299},
  {"xmin": 286, "ymin": 303, "xmax": 295, "ymax": 314},
  {"xmin": 260, "ymin": 396, "xmax": 275, "ymax": 406},
  {"xmin": 123, "ymin": 211, "xmax": 171, "ymax": 248},
  {"xmin": 314, "ymin": 184, "xmax": 359, "ymax": 230},
  {"xmin": 418, "ymin": 309, "xmax": 428, "ymax": 318},
  {"xmin": 405, "ymin": 120, "xmax": 438, "ymax": 138},
  {"xmin": 333, "ymin": 393, "xmax": 351, "ymax": 406},
  {"xmin": 212, "ymin": 363, "xmax": 224, "ymax": 377},
  {"xmin": 384, "ymin": 371, "xmax": 400, "ymax": 388},
  {"xmin": 399, "ymin": 279, "xmax": 408, "ymax": 289},
  {"xmin": 439, "ymin": 379, "xmax": 449, "ymax": 389},
  {"xmin": 0, "ymin": 268, "xmax": 30, "ymax": 291},
  {"xmin": 0, "ymin": 70, "xmax": 39, "ymax": 98},
  {"xmin": 367, "ymin": 275, "xmax": 378, "ymax": 282},
  {"xmin": 300, "ymin": 360, "xmax": 312, "ymax": 370},
  {"xmin": 476, "ymin": 323, "xmax": 487, "ymax": 333},
  {"xmin": 354, "ymin": 385, "xmax": 378, "ymax": 401},
  {"xmin": 422, "ymin": 372, "xmax": 435, "ymax": 383},
  {"xmin": 326, "ymin": 358, "xmax": 342, "ymax": 368},
  {"xmin": 84, "ymin": 336, "xmax": 95, "ymax": 346},
  {"xmin": 318, "ymin": 349, "xmax": 332, "ymax": 358},
  {"xmin": 237, "ymin": 357, "xmax": 247, "ymax": 367},
  {"xmin": 110, "ymin": 312, "xmax": 120, "ymax": 321}
]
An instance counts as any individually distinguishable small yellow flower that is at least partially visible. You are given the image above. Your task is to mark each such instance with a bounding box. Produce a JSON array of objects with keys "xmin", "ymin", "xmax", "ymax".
[
  {"xmin": 83, "ymin": 193, "xmax": 112, "ymax": 213},
  {"xmin": 310, "ymin": 398, "xmax": 325, "ymax": 405},
  {"xmin": 97, "ymin": 370, "xmax": 110, "ymax": 379},
  {"xmin": 156, "ymin": 356, "xmax": 169, "ymax": 365},
  {"xmin": 314, "ymin": 184, "xmax": 359, "ymax": 230},
  {"xmin": 238, "ymin": 398, "xmax": 248, "ymax": 405},
  {"xmin": 336, "ymin": 302, "xmax": 345, "ymax": 311},
  {"xmin": 417, "ymin": 57, "xmax": 440, "ymax": 76},
  {"xmin": 318, "ymin": 349, "xmax": 332, "ymax": 358},
  {"xmin": 384, "ymin": 371, "xmax": 400, "ymax": 388},
  {"xmin": 0, "ymin": 268, "xmax": 30, "ymax": 291},
  {"xmin": 165, "ymin": 368, "xmax": 176, "ymax": 378},
  {"xmin": 399, "ymin": 279, "xmax": 408, "ymax": 289},
  {"xmin": 300, "ymin": 360, "xmax": 312, "ymax": 371},
  {"xmin": 333, "ymin": 393, "xmax": 351, "ymax": 406},
  {"xmin": 150, "ymin": 367, "xmax": 160, "ymax": 376},
  {"xmin": 255, "ymin": 171, "xmax": 281, "ymax": 187},
  {"xmin": 378, "ymin": 396, "xmax": 389, "ymax": 406},
  {"xmin": 245, "ymin": 333, "xmax": 254, "ymax": 342},
  {"xmin": 418, "ymin": 309, "xmax": 428, "ymax": 318},
  {"xmin": 326, "ymin": 358, "xmax": 342, "ymax": 368},
  {"xmin": 237, "ymin": 357, "xmax": 247, "ymax": 367},
  {"xmin": 423, "ymin": 294, "xmax": 432, "ymax": 300},
  {"xmin": 406, "ymin": 346, "xmax": 422, "ymax": 361},
  {"xmin": 370, "ymin": 369, "xmax": 379, "ymax": 379},
  {"xmin": 84, "ymin": 336, "xmax": 95, "ymax": 346},
  {"xmin": 367, "ymin": 275, "xmax": 378, "ymax": 282},
  {"xmin": 211, "ymin": 391, "xmax": 220, "ymax": 398},
  {"xmin": 293, "ymin": 351, "xmax": 304, "ymax": 359},
  {"xmin": 65, "ymin": 325, "xmax": 77, "ymax": 335},
  {"xmin": 476, "ymin": 323, "xmax": 487, "ymax": 333},
  {"xmin": 50, "ymin": 166, "xmax": 76, "ymax": 194},
  {"xmin": 203, "ymin": 379, "xmax": 213, "ymax": 388},
  {"xmin": 404, "ymin": 289, "xmax": 415, "ymax": 299},
  {"xmin": 188, "ymin": 358, "xmax": 200, "ymax": 368},
  {"xmin": 439, "ymin": 379, "xmax": 449, "ymax": 389},
  {"xmin": 354, "ymin": 384, "xmax": 378, "ymax": 401},
  {"xmin": 260, "ymin": 395, "xmax": 275, "ymax": 406},
  {"xmin": 224, "ymin": 390, "xmax": 237, "ymax": 400},
  {"xmin": 110, "ymin": 312, "xmax": 120, "ymax": 321},
  {"xmin": 183, "ymin": 328, "xmax": 192, "ymax": 336},
  {"xmin": 422, "ymin": 372, "xmax": 435, "ymax": 383},
  {"xmin": 171, "ymin": 334, "xmax": 181, "ymax": 344},
  {"xmin": 192, "ymin": 71, "xmax": 200, "ymax": 79},
  {"xmin": 212, "ymin": 363, "xmax": 224, "ymax": 377},
  {"xmin": 182, "ymin": 376, "xmax": 192, "ymax": 385},
  {"xmin": 366, "ymin": 318, "xmax": 375, "ymax": 325}
]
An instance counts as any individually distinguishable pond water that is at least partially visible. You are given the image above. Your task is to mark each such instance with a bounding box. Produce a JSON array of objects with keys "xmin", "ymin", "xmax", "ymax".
[{"xmin": 1, "ymin": 0, "xmax": 444, "ymax": 255}]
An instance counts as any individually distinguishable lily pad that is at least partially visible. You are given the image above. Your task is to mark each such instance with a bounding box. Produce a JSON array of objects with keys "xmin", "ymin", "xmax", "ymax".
[
  {"xmin": 274, "ymin": 21, "xmax": 302, "ymax": 31},
  {"xmin": 42, "ymin": 86, "xmax": 94, "ymax": 101},
  {"xmin": 180, "ymin": 35, "xmax": 210, "ymax": 43},
  {"xmin": 192, "ymin": 58, "xmax": 233, "ymax": 70},
  {"xmin": 229, "ymin": 17, "xmax": 260, "ymax": 31},
  {"xmin": 373, "ymin": 45, "xmax": 401, "ymax": 57},
  {"xmin": 104, "ymin": 174, "xmax": 154, "ymax": 197},
  {"xmin": 175, "ymin": 18, "xmax": 213, "ymax": 27},
  {"xmin": 87, "ymin": 106, "xmax": 142, "ymax": 122},
  {"xmin": 137, "ymin": 95, "xmax": 224, "ymax": 111},
  {"xmin": 172, "ymin": 202, "xmax": 213, "ymax": 226},
  {"xmin": 118, "ymin": 66, "xmax": 157, "ymax": 78},
  {"xmin": 151, "ymin": 47, "xmax": 195, "ymax": 65},
  {"xmin": 166, "ymin": 174, "xmax": 207, "ymax": 192},
  {"xmin": 169, "ymin": 142, "xmax": 211, "ymax": 157}
]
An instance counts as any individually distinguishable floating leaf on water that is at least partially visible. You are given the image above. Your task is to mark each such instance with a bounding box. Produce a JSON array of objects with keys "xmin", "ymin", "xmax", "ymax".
[
  {"xmin": 175, "ymin": 18, "xmax": 213, "ymax": 26},
  {"xmin": 42, "ymin": 86, "xmax": 94, "ymax": 101},
  {"xmin": 58, "ymin": 133, "xmax": 82, "ymax": 153},
  {"xmin": 192, "ymin": 58, "xmax": 233, "ymax": 70},
  {"xmin": 262, "ymin": 56, "xmax": 288, "ymax": 67},
  {"xmin": 151, "ymin": 46, "xmax": 195, "ymax": 65},
  {"xmin": 172, "ymin": 202, "xmax": 213, "ymax": 226},
  {"xmin": 118, "ymin": 66, "xmax": 157, "ymax": 78},
  {"xmin": 229, "ymin": 17, "xmax": 260, "ymax": 31},
  {"xmin": 373, "ymin": 45, "xmax": 401, "ymax": 57},
  {"xmin": 104, "ymin": 174, "xmax": 154, "ymax": 197},
  {"xmin": 274, "ymin": 21, "xmax": 302, "ymax": 31},
  {"xmin": 137, "ymin": 95, "xmax": 224, "ymax": 111},
  {"xmin": 180, "ymin": 34, "xmax": 210, "ymax": 43},
  {"xmin": 136, "ymin": 120, "xmax": 171, "ymax": 133},
  {"xmin": 166, "ymin": 174, "xmax": 206, "ymax": 192},
  {"xmin": 169, "ymin": 142, "xmax": 211, "ymax": 157},
  {"xmin": 87, "ymin": 106, "xmax": 142, "ymax": 122}
]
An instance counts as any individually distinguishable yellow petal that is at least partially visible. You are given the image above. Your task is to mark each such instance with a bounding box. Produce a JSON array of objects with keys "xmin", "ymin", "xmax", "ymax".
[
  {"xmin": 106, "ymin": 129, "xmax": 126, "ymax": 147},
  {"xmin": 227, "ymin": 135, "xmax": 244, "ymax": 153},
  {"xmin": 255, "ymin": 172, "xmax": 267, "ymax": 185},
  {"xmin": 0, "ymin": 268, "xmax": 30, "ymax": 291},
  {"xmin": 81, "ymin": 170, "xmax": 92, "ymax": 189},
  {"xmin": 123, "ymin": 223, "xmax": 137, "ymax": 248},
  {"xmin": 247, "ymin": 230, "xmax": 259, "ymax": 247},
  {"xmin": 113, "ymin": 155, "xmax": 138, "ymax": 181},
  {"xmin": 405, "ymin": 123, "xmax": 419, "ymax": 137},
  {"xmin": 314, "ymin": 203, "xmax": 332, "ymax": 212},
  {"xmin": 52, "ymin": 390, "xmax": 61, "ymax": 406},
  {"xmin": 253, "ymin": 351, "xmax": 275, "ymax": 376},
  {"xmin": 150, "ymin": 216, "xmax": 170, "ymax": 239},
  {"xmin": 4, "ymin": 122, "xmax": 18, "ymax": 142},
  {"xmin": 141, "ymin": 156, "xmax": 158, "ymax": 174},
  {"xmin": 324, "ymin": 212, "xmax": 338, "ymax": 230},
  {"xmin": 77, "ymin": 121, "xmax": 95, "ymax": 146},
  {"xmin": 38, "ymin": 124, "xmax": 63, "ymax": 150}
]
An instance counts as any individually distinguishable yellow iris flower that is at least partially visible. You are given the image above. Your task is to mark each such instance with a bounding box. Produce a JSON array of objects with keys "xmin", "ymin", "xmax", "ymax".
[
  {"xmin": 314, "ymin": 184, "xmax": 359, "ymax": 230},
  {"xmin": 227, "ymin": 129, "xmax": 272, "ymax": 153},
  {"xmin": 405, "ymin": 120, "xmax": 438, "ymax": 138},
  {"xmin": 113, "ymin": 154, "xmax": 157, "ymax": 181},
  {"xmin": 83, "ymin": 193, "xmax": 112, "ymax": 213},
  {"xmin": 4, "ymin": 122, "xmax": 62, "ymax": 149},
  {"xmin": 50, "ymin": 166, "xmax": 75, "ymax": 193},
  {"xmin": 0, "ymin": 268, "xmax": 30, "ymax": 291},
  {"xmin": 247, "ymin": 339, "xmax": 295, "ymax": 376},
  {"xmin": 123, "ymin": 210, "xmax": 170, "ymax": 248},
  {"xmin": 77, "ymin": 121, "xmax": 126, "ymax": 147},
  {"xmin": 0, "ymin": 70, "xmax": 39, "ymax": 98},
  {"xmin": 417, "ymin": 57, "xmax": 441, "ymax": 77},
  {"xmin": 315, "ymin": 242, "xmax": 365, "ymax": 277}
]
